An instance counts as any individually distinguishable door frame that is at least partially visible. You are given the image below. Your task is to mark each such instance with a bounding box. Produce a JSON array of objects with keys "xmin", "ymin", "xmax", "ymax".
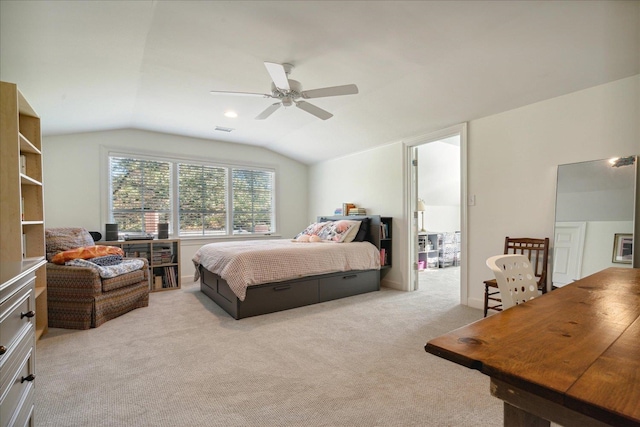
[{"xmin": 403, "ymin": 123, "xmax": 468, "ymax": 304}]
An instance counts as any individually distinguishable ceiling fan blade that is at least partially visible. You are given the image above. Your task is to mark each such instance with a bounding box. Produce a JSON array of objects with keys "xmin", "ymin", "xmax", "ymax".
[
  {"xmin": 264, "ymin": 62, "xmax": 290, "ymax": 91},
  {"xmin": 210, "ymin": 90, "xmax": 272, "ymax": 98},
  {"xmin": 295, "ymin": 101, "xmax": 333, "ymax": 120},
  {"xmin": 301, "ymin": 84, "xmax": 358, "ymax": 99},
  {"xmin": 255, "ymin": 103, "xmax": 282, "ymax": 120}
]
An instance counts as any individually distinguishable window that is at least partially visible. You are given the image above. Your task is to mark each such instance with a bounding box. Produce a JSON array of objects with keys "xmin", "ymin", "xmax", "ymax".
[
  {"xmin": 178, "ymin": 163, "xmax": 227, "ymax": 236},
  {"xmin": 109, "ymin": 157, "xmax": 171, "ymax": 234},
  {"xmin": 232, "ymin": 168, "xmax": 274, "ymax": 234},
  {"xmin": 108, "ymin": 153, "xmax": 275, "ymax": 237}
]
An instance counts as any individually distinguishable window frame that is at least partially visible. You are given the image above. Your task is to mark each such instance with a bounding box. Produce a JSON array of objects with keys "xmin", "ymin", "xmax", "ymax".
[
  {"xmin": 102, "ymin": 148, "xmax": 277, "ymax": 239},
  {"xmin": 108, "ymin": 155, "xmax": 173, "ymax": 235}
]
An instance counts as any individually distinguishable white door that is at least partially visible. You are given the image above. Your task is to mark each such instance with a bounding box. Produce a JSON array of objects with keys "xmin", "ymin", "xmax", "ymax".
[{"xmin": 553, "ymin": 222, "xmax": 586, "ymax": 287}]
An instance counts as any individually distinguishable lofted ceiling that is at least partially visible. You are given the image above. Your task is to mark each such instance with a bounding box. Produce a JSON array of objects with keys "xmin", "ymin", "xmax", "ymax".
[{"xmin": 1, "ymin": 1, "xmax": 638, "ymax": 165}]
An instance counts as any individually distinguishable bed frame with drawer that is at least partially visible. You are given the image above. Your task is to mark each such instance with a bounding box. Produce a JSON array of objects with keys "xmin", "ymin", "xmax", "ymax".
[{"xmin": 199, "ymin": 215, "xmax": 384, "ymax": 319}]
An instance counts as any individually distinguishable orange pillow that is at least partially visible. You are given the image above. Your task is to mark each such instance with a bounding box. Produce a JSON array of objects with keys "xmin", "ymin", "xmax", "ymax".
[{"xmin": 51, "ymin": 245, "xmax": 124, "ymax": 265}]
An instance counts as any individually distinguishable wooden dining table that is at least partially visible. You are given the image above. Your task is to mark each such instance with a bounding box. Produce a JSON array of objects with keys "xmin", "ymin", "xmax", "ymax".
[{"xmin": 425, "ymin": 267, "xmax": 640, "ymax": 427}]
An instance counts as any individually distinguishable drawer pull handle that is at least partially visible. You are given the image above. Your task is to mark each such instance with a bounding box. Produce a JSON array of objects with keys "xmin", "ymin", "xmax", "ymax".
[
  {"xmin": 21, "ymin": 311, "xmax": 35, "ymax": 319},
  {"xmin": 342, "ymin": 275, "xmax": 358, "ymax": 280},
  {"xmin": 21, "ymin": 374, "xmax": 35, "ymax": 383},
  {"xmin": 0, "ymin": 345, "xmax": 6, "ymax": 355},
  {"xmin": 273, "ymin": 285, "xmax": 291, "ymax": 291}
]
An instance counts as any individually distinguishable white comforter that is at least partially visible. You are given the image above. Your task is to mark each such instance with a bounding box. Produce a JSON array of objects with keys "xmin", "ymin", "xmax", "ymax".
[{"xmin": 193, "ymin": 239, "xmax": 381, "ymax": 301}]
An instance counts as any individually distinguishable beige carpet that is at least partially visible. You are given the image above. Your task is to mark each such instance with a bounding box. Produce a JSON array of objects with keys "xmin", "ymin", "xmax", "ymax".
[{"xmin": 35, "ymin": 268, "xmax": 504, "ymax": 426}]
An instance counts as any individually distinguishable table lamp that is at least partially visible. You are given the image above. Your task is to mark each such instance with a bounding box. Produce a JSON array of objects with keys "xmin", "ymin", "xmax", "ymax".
[{"xmin": 417, "ymin": 199, "xmax": 427, "ymax": 232}]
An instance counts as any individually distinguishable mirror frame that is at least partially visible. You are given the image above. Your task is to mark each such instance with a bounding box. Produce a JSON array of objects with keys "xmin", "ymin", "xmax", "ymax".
[{"xmin": 553, "ymin": 155, "xmax": 638, "ymax": 287}]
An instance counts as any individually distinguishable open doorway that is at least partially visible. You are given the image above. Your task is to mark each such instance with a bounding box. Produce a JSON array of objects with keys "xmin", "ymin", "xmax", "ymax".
[
  {"xmin": 416, "ymin": 137, "xmax": 461, "ymax": 294},
  {"xmin": 404, "ymin": 124, "xmax": 467, "ymax": 304}
]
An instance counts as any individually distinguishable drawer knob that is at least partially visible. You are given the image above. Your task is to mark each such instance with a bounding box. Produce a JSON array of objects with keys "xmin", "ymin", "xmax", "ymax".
[
  {"xmin": 21, "ymin": 310, "xmax": 35, "ymax": 319},
  {"xmin": 0, "ymin": 345, "xmax": 6, "ymax": 355},
  {"xmin": 21, "ymin": 374, "xmax": 35, "ymax": 383}
]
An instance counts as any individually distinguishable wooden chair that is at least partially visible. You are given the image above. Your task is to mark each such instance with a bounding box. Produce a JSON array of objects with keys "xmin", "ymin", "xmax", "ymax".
[
  {"xmin": 486, "ymin": 254, "xmax": 540, "ymax": 310},
  {"xmin": 483, "ymin": 237, "xmax": 549, "ymax": 317}
]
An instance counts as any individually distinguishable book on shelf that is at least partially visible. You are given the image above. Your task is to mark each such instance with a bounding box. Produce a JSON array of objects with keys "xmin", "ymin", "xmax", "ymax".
[
  {"xmin": 342, "ymin": 203, "xmax": 356, "ymax": 217},
  {"xmin": 380, "ymin": 223, "xmax": 389, "ymax": 239},
  {"xmin": 155, "ymin": 248, "xmax": 173, "ymax": 265},
  {"xmin": 163, "ymin": 266, "xmax": 178, "ymax": 288},
  {"xmin": 154, "ymin": 275, "xmax": 163, "ymax": 290},
  {"xmin": 348, "ymin": 208, "xmax": 367, "ymax": 215},
  {"xmin": 380, "ymin": 248, "xmax": 386, "ymax": 266}
]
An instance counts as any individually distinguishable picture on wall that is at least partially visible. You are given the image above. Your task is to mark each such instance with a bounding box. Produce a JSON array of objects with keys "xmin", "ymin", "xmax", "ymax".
[{"xmin": 612, "ymin": 233, "xmax": 633, "ymax": 264}]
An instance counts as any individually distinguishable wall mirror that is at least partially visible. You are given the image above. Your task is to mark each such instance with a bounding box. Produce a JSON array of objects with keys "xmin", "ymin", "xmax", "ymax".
[{"xmin": 553, "ymin": 155, "xmax": 637, "ymax": 287}]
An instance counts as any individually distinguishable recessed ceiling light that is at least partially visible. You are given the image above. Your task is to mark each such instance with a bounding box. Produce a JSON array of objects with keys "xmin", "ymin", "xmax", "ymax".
[{"xmin": 224, "ymin": 111, "xmax": 238, "ymax": 118}]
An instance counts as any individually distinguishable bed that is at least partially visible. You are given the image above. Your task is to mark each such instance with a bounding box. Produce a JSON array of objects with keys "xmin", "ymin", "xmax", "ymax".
[{"xmin": 194, "ymin": 215, "xmax": 384, "ymax": 319}]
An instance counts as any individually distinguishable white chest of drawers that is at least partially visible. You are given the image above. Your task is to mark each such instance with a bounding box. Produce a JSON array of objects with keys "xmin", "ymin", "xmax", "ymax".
[{"xmin": 1, "ymin": 260, "xmax": 45, "ymax": 427}]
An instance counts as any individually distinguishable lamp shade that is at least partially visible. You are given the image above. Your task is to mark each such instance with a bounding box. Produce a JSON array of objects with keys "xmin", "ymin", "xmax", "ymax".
[{"xmin": 417, "ymin": 200, "xmax": 427, "ymax": 211}]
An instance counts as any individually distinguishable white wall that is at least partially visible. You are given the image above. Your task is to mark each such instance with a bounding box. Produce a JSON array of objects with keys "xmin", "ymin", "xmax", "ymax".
[
  {"xmin": 422, "ymin": 206, "xmax": 460, "ymax": 232},
  {"xmin": 468, "ymin": 74, "xmax": 638, "ymax": 308},
  {"xmin": 418, "ymin": 139, "xmax": 461, "ymax": 232},
  {"xmin": 308, "ymin": 143, "xmax": 405, "ymax": 289},
  {"xmin": 310, "ymin": 74, "xmax": 639, "ymax": 306},
  {"xmin": 556, "ymin": 188, "xmax": 634, "ymax": 222},
  {"xmin": 42, "ymin": 128, "xmax": 309, "ymax": 281},
  {"xmin": 582, "ymin": 220, "xmax": 634, "ymax": 277}
]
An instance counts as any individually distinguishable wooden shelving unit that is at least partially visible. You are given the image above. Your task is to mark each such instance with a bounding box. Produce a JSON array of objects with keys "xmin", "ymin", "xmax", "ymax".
[
  {"xmin": 1, "ymin": 81, "xmax": 47, "ymax": 340},
  {"xmin": 1, "ymin": 81, "xmax": 46, "ymax": 427},
  {"xmin": 102, "ymin": 239, "xmax": 181, "ymax": 291}
]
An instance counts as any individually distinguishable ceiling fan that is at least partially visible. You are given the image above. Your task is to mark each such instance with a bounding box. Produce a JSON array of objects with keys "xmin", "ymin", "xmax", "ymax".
[{"xmin": 210, "ymin": 62, "xmax": 358, "ymax": 120}]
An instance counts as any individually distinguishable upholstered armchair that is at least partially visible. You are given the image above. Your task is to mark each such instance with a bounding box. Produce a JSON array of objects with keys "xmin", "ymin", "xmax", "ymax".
[{"xmin": 46, "ymin": 228, "xmax": 149, "ymax": 329}]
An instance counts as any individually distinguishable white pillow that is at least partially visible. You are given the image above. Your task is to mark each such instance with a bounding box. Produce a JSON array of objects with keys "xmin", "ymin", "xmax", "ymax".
[
  {"xmin": 317, "ymin": 220, "xmax": 361, "ymax": 243},
  {"xmin": 295, "ymin": 221, "xmax": 331, "ymax": 239}
]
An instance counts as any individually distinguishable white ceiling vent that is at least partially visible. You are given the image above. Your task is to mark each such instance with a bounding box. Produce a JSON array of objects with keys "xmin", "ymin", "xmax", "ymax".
[{"xmin": 214, "ymin": 126, "xmax": 234, "ymax": 133}]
